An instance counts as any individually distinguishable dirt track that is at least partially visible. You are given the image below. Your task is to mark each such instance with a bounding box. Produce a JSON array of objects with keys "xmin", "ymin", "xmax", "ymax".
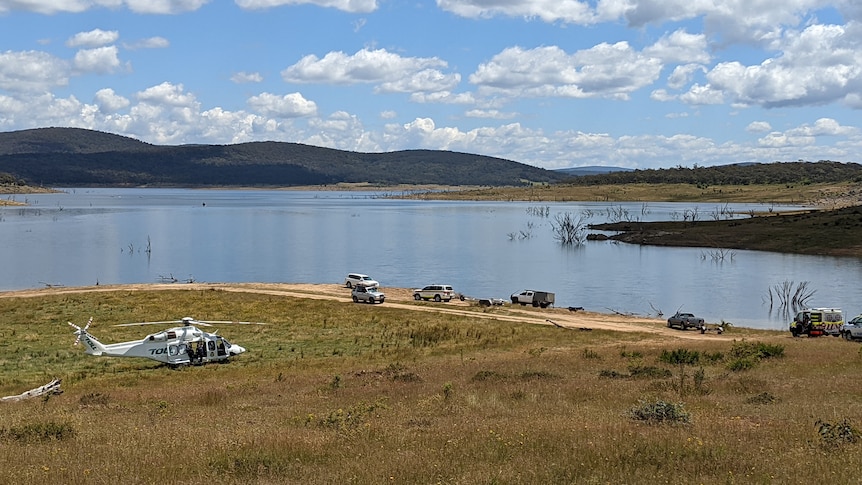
[{"xmin": 0, "ymin": 282, "xmax": 733, "ymax": 342}]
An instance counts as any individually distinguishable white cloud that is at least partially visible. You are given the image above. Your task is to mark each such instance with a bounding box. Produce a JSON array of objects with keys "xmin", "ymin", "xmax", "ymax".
[
  {"xmin": 67, "ymin": 29, "xmax": 119, "ymax": 48},
  {"xmin": 0, "ymin": 0, "xmax": 209, "ymax": 14},
  {"xmin": 465, "ymin": 109, "xmax": 517, "ymax": 119},
  {"xmin": 282, "ymin": 48, "xmax": 462, "ymax": 99},
  {"xmin": 666, "ymin": 64, "xmax": 705, "ymax": 90},
  {"xmin": 705, "ymin": 23, "xmax": 862, "ymax": 108},
  {"xmin": 0, "ymin": 50, "xmax": 69, "ymax": 92},
  {"xmin": 94, "ymin": 88, "xmax": 130, "ymax": 113},
  {"xmin": 436, "ymin": 0, "xmax": 598, "ymax": 24},
  {"xmin": 231, "ymin": 71, "xmax": 264, "ymax": 83},
  {"xmin": 124, "ymin": 37, "xmax": 170, "ymax": 49},
  {"xmin": 643, "ymin": 29, "xmax": 709, "ymax": 64},
  {"xmin": 679, "ymin": 83, "xmax": 724, "ymax": 105},
  {"xmin": 758, "ymin": 132, "xmax": 815, "ymax": 148},
  {"xmin": 786, "ymin": 117, "xmax": 858, "ymax": 136},
  {"xmin": 746, "ymin": 121, "xmax": 772, "ymax": 133},
  {"xmin": 235, "ymin": 0, "xmax": 378, "ymax": 13},
  {"xmin": 136, "ymin": 82, "xmax": 199, "ymax": 107},
  {"xmin": 247, "ymin": 92, "xmax": 318, "ymax": 118},
  {"xmin": 73, "ymin": 46, "xmax": 121, "ymax": 74},
  {"xmin": 470, "ymin": 43, "xmax": 662, "ymax": 100}
]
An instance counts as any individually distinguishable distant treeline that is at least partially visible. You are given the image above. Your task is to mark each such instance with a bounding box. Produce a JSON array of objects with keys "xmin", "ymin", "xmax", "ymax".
[{"xmin": 562, "ymin": 161, "xmax": 862, "ymax": 186}]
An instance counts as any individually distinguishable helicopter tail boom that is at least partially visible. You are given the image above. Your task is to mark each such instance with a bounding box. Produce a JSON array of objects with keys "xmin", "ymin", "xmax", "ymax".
[{"xmin": 68, "ymin": 319, "xmax": 108, "ymax": 356}]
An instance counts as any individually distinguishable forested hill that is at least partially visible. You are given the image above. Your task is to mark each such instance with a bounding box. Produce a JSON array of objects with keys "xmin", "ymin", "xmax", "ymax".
[
  {"xmin": 561, "ymin": 161, "xmax": 862, "ymax": 186},
  {"xmin": 0, "ymin": 127, "xmax": 566, "ymax": 187}
]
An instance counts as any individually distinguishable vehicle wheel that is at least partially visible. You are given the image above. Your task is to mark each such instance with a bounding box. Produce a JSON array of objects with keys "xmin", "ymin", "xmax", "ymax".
[
  {"xmin": 346, "ymin": 282, "xmax": 353, "ymax": 288},
  {"xmin": 532, "ymin": 302, "xmax": 539, "ymax": 307},
  {"xmin": 459, "ymin": 295, "xmax": 465, "ymax": 301},
  {"xmin": 434, "ymin": 295, "xmax": 442, "ymax": 302},
  {"xmin": 844, "ymin": 331, "xmax": 852, "ymax": 341},
  {"xmin": 352, "ymin": 296, "xmax": 358, "ymax": 303},
  {"xmin": 414, "ymin": 294, "xmax": 421, "ymax": 301},
  {"xmin": 379, "ymin": 298, "xmax": 384, "ymax": 303},
  {"xmin": 367, "ymin": 298, "xmax": 375, "ymax": 304}
]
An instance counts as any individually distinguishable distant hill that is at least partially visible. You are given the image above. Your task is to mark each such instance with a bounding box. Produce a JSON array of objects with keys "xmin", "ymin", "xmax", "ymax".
[
  {"xmin": 0, "ymin": 128, "xmax": 567, "ymax": 187},
  {"xmin": 555, "ymin": 166, "xmax": 633, "ymax": 177}
]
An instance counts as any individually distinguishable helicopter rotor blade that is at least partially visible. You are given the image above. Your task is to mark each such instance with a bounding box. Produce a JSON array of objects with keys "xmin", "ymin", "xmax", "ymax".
[
  {"xmin": 114, "ymin": 320, "xmax": 183, "ymax": 327},
  {"xmin": 197, "ymin": 320, "xmax": 267, "ymax": 325}
]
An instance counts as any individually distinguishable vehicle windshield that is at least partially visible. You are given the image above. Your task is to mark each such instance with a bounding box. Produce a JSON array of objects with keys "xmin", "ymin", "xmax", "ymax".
[{"xmin": 850, "ymin": 316, "xmax": 862, "ymax": 325}]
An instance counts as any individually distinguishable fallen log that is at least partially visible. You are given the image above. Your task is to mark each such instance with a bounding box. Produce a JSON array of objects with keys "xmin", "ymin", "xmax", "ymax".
[{"xmin": 1, "ymin": 378, "xmax": 62, "ymax": 402}]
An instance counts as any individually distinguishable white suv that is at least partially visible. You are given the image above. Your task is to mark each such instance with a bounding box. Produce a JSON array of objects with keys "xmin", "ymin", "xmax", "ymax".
[
  {"xmin": 413, "ymin": 284, "xmax": 456, "ymax": 302},
  {"xmin": 344, "ymin": 273, "xmax": 379, "ymax": 288}
]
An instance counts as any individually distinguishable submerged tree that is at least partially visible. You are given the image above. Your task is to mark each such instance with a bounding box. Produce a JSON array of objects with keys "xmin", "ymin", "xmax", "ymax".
[{"xmin": 551, "ymin": 212, "xmax": 587, "ymax": 245}]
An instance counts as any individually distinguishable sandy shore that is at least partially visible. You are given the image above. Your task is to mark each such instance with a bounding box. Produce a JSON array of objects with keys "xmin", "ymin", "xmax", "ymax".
[{"xmin": 0, "ymin": 282, "xmax": 738, "ymax": 342}]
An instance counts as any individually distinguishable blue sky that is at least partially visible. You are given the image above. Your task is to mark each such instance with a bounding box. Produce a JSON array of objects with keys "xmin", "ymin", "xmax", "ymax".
[{"xmin": 0, "ymin": 1, "xmax": 860, "ymax": 170}]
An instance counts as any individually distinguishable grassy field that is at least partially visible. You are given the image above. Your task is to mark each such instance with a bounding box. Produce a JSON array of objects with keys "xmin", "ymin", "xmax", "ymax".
[{"xmin": 1, "ymin": 287, "xmax": 862, "ymax": 484}]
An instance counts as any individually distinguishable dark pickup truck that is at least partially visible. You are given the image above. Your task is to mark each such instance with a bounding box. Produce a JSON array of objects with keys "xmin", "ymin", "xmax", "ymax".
[{"xmin": 667, "ymin": 312, "xmax": 705, "ymax": 330}]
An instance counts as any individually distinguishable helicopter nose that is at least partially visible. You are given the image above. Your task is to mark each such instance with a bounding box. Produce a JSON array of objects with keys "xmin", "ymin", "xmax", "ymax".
[{"xmin": 229, "ymin": 345, "xmax": 246, "ymax": 355}]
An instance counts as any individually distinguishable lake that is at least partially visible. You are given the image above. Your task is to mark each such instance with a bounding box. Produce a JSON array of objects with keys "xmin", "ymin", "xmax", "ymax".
[{"xmin": 2, "ymin": 187, "xmax": 860, "ymax": 331}]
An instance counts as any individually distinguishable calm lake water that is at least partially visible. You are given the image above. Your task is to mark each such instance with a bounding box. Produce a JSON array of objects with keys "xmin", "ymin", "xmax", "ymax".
[{"xmin": 2, "ymin": 188, "xmax": 860, "ymax": 331}]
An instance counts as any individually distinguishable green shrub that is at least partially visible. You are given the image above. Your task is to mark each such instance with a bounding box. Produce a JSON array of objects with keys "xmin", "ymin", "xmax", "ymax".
[
  {"xmin": 660, "ymin": 348, "xmax": 700, "ymax": 366},
  {"xmin": 628, "ymin": 399, "xmax": 690, "ymax": 425},
  {"xmin": 728, "ymin": 357, "xmax": 757, "ymax": 371}
]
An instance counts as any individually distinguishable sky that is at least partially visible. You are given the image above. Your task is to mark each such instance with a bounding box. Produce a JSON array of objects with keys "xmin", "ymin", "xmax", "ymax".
[{"xmin": 0, "ymin": 1, "xmax": 861, "ymax": 171}]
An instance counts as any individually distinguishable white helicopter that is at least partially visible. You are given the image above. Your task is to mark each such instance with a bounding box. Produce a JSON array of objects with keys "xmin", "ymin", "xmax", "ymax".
[{"xmin": 68, "ymin": 316, "xmax": 263, "ymax": 366}]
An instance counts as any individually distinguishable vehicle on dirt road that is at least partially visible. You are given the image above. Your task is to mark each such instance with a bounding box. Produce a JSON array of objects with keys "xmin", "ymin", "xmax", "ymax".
[
  {"xmin": 344, "ymin": 273, "xmax": 379, "ymax": 288},
  {"xmin": 351, "ymin": 285, "xmax": 385, "ymax": 304},
  {"xmin": 839, "ymin": 314, "xmax": 862, "ymax": 340},
  {"xmin": 790, "ymin": 308, "xmax": 843, "ymax": 337},
  {"xmin": 510, "ymin": 290, "xmax": 555, "ymax": 308},
  {"xmin": 413, "ymin": 284, "xmax": 462, "ymax": 302},
  {"xmin": 667, "ymin": 312, "xmax": 705, "ymax": 330}
]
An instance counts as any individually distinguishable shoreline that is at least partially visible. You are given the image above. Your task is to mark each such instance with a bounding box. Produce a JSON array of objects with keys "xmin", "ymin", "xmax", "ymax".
[{"xmin": 0, "ymin": 281, "xmax": 773, "ymax": 338}]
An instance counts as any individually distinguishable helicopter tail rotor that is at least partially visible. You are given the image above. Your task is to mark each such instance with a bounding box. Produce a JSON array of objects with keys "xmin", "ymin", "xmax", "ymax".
[{"xmin": 68, "ymin": 317, "xmax": 93, "ymax": 346}]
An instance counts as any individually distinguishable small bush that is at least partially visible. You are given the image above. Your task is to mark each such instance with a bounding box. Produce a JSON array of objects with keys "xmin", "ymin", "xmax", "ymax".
[
  {"xmin": 582, "ymin": 348, "xmax": 601, "ymax": 360},
  {"xmin": 746, "ymin": 392, "xmax": 777, "ymax": 405},
  {"xmin": 816, "ymin": 418, "xmax": 861, "ymax": 448},
  {"xmin": 728, "ymin": 357, "xmax": 758, "ymax": 371},
  {"xmin": 628, "ymin": 365, "xmax": 672, "ymax": 379},
  {"xmin": 0, "ymin": 421, "xmax": 76, "ymax": 443},
  {"xmin": 729, "ymin": 341, "xmax": 785, "ymax": 360},
  {"xmin": 599, "ymin": 369, "xmax": 627, "ymax": 379},
  {"xmin": 659, "ymin": 348, "xmax": 700, "ymax": 366},
  {"xmin": 628, "ymin": 399, "xmax": 690, "ymax": 425},
  {"xmin": 472, "ymin": 370, "xmax": 508, "ymax": 382}
]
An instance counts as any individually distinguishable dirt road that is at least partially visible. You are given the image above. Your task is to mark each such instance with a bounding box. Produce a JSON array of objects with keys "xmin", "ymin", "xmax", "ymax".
[{"xmin": 0, "ymin": 282, "xmax": 732, "ymax": 341}]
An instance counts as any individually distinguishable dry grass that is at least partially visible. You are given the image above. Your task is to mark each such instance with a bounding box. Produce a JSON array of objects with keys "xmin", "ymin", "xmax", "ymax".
[
  {"xmin": 2, "ymin": 288, "xmax": 862, "ymax": 484},
  {"xmin": 407, "ymin": 182, "xmax": 860, "ymax": 206}
]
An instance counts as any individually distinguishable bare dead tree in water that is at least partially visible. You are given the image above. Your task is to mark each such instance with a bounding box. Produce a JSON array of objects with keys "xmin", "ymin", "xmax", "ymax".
[
  {"xmin": 764, "ymin": 280, "xmax": 816, "ymax": 319},
  {"xmin": 551, "ymin": 212, "xmax": 587, "ymax": 245}
]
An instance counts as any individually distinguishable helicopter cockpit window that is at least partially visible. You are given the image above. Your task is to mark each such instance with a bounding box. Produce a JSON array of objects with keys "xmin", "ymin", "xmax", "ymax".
[{"xmin": 169, "ymin": 345, "xmax": 178, "ymax": 356}]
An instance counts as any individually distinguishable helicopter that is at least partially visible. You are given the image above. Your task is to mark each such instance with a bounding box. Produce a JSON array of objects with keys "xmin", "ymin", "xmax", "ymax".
[{"xmin": 68, "ymin": 316, "xmax": 263, "ymax": 366}]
